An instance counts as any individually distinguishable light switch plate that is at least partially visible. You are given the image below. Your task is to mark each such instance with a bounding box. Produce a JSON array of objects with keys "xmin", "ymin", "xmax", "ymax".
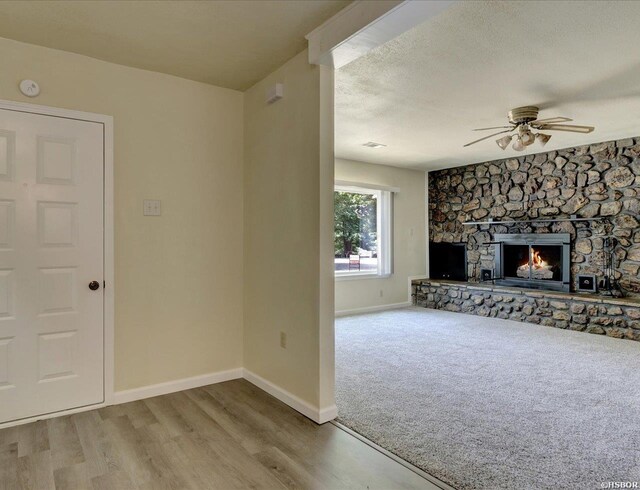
[{"xmin": 143, "ymin": 200, "xmax": 161, "ymax": 216}]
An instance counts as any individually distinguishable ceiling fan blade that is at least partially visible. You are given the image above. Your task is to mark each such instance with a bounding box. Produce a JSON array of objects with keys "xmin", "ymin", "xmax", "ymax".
[
  {"xmin": 472, "ymin": 125, "xmax": 515, "ymax": 131},
  {"xmin": 463, "ymin": 129, "xmax": 514, "ymax": 147},
  {"xmin": 530, "ymin": 117, "xmax": 573, "ymax": 125},
  {"xmin": 536, "ymin": 123, "xmax": 595, "ymax": 133}
]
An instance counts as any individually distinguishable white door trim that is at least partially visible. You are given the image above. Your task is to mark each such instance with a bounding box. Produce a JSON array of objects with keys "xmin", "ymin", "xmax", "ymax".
[{"xmin": 0, "ymin": 98, "xmax": 115, "ymax": 409}]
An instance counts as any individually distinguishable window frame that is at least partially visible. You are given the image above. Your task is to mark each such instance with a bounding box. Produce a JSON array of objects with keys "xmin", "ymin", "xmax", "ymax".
[{"xmin": 334, "ymin": 184, "xmax": 393, "ymax": 280}]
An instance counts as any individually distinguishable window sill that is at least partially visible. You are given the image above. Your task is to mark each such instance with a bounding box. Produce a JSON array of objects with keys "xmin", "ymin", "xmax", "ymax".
[{"xmin": 335, "ymin": 273, "xmax": 391, "ymax": 282}]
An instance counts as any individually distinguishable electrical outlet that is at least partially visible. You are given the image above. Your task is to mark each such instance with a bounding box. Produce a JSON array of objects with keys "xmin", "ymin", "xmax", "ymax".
[
  {"xmin": 280, "ymin": 331, "xmax": 287, "ymax": 349},
  {"xmin": 143, "ymin": 200, "xmax": 161, "ymax": 216},
  {"xmin": 379, "ymin": 289, "xmax": 384, "ymax": 297}
]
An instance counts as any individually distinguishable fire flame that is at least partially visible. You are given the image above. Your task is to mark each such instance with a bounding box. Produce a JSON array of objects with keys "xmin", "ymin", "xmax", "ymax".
[{"xmin": 523, "ymin": 248, "xmax": 547, "ymax": 269}]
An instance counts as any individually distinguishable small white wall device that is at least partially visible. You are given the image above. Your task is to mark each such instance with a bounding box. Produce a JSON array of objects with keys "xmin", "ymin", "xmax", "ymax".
[
  {"xmin": 266, "ymin": 83, "xmax": 284, "ymax": 104},
  {"xmin": 143, "ymin": 199, "xmax": 161, "ymax": 216},
  {"xmin": 19, "ymin": 79, "xmax": 40, "ymax": 97}
]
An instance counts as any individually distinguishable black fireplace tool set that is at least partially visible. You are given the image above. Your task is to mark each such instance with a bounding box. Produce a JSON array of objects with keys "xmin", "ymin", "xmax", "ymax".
[{"xmin": 600, "ymin": 236, "xmax": 624, "ymax": 298}]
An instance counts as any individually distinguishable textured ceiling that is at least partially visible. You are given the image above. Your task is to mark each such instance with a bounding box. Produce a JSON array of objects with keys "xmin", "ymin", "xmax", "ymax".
[
  {"xmin": 0, "ymin": 0, "xmax": 350, "ymax": 91},
  {"xmin": 336, "ymin": 0, "xmax": 640, "ymax": 170}
]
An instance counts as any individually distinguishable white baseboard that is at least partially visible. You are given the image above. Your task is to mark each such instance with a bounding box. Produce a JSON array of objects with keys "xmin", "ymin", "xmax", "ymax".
[
  {"xmin": 3, "ymin": 368, "xmax": 335, "ymax": 429},
  {"xmin": 335, "ymin": 301, "xmax": 412, "ymax": 317},
  {"xmin": 1, "ymin": 369, "xmax": 242, "ymax": 429},
  {"xmin": 242, "ymin": 369, "xmax": 337, "ymax": 424},
  {"xmin": 317, "ymin": 404, "xmax": 339, "ymax": 423},
  {"xmin": 113, "ymin": 368, "xmax": 243, "ymax": 405}
]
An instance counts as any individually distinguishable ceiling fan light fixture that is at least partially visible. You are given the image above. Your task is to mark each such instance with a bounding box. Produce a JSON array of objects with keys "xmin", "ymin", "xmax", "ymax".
[
  {"xmin": 496, "ymin": 135, "xmax": 513, "ymax": 150},
  {"xmin": 519, "ymin": 127, "xmax": 536, "ymax": 146},
  {"xmin": 464, "ymin": 106, "xmax": 594, "ymax": 149},
  {"xmin": 536, "ymin": 132, "xmax": 551, "ymax": 146},
  {"xmin": 512, "ymin": 136, "xmax": 525, "ymax": 151}
]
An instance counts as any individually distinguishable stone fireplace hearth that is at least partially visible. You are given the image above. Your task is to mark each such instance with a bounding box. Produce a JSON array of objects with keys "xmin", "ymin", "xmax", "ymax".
[{"xmin": 412, "ymin": 278, "xmax": 640, "ymax": 341}]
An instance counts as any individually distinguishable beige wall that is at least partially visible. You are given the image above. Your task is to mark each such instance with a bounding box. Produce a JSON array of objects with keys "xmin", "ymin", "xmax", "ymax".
[
  {"xmin": 335, "ymin": 158, "xmax": 426, "ymax": 313},
  {"xmin": 318, "ymin": 63, "xmax": 336, "ymax": 412},
  {"xmin": 244, "ymin": 50, "xmax": 334, "ymax": 410},
  {"xmin": 0, "ymin": 36, "xmax": 335, "ymax": 415},
  {"xmin": 0, "ymin": 37, "xmax": 244, "ymax": 391}
]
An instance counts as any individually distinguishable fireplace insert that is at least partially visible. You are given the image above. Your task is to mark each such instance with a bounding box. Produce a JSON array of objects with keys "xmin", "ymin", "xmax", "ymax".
[{"xmin": 493, "ymin": 233, "xmax": 571, "ymax": 292}]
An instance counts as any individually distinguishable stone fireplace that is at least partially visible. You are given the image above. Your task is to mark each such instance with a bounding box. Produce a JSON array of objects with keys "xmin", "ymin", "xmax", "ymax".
[
  {"xmin": 494, "ymin": 233, "xmax": 570, "ymax": 292},
  {"xmin": 418, "ymin": 135, "xmax": 640, "ymax": 341},
  {"xmin": 428, "ymin": 135, "xmax": 640, "ymax": 297}
]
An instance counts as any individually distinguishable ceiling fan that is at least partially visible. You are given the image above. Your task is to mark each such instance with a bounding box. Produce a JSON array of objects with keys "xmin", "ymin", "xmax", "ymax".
[{"xmin": 463, "ymin": 106, "xmax": 595, "ymax": 151}]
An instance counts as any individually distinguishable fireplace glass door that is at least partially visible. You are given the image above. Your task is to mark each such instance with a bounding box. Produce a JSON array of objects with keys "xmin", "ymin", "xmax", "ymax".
[
  {"xmin": 503, "ymin": 244, "xmax": 563, "ymax": 282},
  {"xmin": 530, "ymin": 245, "xmax": 563, "ymax": 282},
  {"xmin": 494, "ymin": 233, "xmax": 570, "ymax": 292},
  {"xmin": 503, "ymin": 244, "xmax": 529, "ymax": 279}
]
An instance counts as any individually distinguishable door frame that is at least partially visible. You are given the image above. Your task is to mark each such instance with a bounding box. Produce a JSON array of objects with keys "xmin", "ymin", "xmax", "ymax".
[{"xmin": 0, "ymin": 98, "xmax": 114, "ymax": 427}]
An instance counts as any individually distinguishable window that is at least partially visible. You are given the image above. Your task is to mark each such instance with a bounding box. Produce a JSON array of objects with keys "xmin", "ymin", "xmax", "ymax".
[{"xmin": 334, "ymin": 185, "xmax": 392, "ymax": 278}]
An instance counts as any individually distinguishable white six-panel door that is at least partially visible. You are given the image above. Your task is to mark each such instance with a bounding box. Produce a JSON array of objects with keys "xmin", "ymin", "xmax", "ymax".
[{"xmin": 0, "ymin": 108, "xmax": 104, "ymax": 424}]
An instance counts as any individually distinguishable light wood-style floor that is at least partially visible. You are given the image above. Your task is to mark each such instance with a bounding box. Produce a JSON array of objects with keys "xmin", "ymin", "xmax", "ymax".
[{"xmin": 0, "ymin": 379, "xmax": 438, "ymax": 489}]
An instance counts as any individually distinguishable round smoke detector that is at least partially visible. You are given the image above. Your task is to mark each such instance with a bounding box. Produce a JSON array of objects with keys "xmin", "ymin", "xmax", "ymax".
[{"xmin": 19, "ymin": 80, "xmax": 40, "ymax": 98}]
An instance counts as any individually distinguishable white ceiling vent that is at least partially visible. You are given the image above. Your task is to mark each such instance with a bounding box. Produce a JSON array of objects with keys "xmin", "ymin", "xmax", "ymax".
[{"xmin": 362, "ymin": 141, "xmax": 387, "ymax": 149}]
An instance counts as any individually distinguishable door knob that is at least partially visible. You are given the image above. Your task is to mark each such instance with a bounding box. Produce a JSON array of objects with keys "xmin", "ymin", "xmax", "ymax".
[{"xmin": 89, "ymin": 281, "xmax": 100, "ymax": 291}]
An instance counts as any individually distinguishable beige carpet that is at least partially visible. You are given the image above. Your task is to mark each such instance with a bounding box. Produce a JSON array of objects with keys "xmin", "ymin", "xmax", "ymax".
[{"xmin": 335, "ymin": 307, "xmax": 640, "ymax": 490}]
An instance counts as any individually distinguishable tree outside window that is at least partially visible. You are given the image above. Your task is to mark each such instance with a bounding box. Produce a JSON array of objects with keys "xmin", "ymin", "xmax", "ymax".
[
  {"xmin": 334, "ymin": 184, "xmax": 392, "ymax": 277},
  {"xmin": 334, "ymin": 190, "xmax": 377, "ymax": 254}
]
